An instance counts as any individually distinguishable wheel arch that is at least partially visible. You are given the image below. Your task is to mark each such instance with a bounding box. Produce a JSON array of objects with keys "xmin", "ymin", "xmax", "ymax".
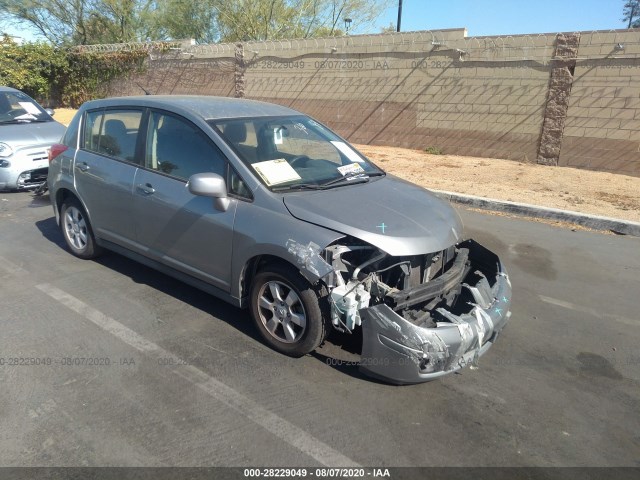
[
  {"xmin": 55, "ymin": 188, "xmax": 94, "ymax": 228},
  {"xmin": 238, "ymin": 254, "xmax": 304, "ymax": 308},
  {"xmin": 55, "ymin": 187, "xmax": 74, "ymax": 214}
]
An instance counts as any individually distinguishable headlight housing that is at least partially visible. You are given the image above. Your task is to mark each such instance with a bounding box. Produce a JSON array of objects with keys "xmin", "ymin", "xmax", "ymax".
[{"xmin": 0, "ymin": 142, "xmax": 14, "ymax": 158}]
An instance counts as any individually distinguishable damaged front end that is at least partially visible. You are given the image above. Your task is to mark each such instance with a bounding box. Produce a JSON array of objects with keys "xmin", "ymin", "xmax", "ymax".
[{"xmin": 320, "ymin": 238, "xmax": 511, "ymax": 384}]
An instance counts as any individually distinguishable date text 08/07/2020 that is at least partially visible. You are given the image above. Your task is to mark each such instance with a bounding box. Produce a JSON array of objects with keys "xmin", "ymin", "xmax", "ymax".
[{"xmin": 243, "ymin": 468, "xmax": 391, "ymax": 478}]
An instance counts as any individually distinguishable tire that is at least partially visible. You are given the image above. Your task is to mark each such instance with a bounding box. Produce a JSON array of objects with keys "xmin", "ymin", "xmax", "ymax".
[
  {"xmin": 60, "ymin": 197, "xmax": 102, "ymax": 259},
  {"xmin": 250, "ymin": 263, "xmax": 328, "ymax": 357}
]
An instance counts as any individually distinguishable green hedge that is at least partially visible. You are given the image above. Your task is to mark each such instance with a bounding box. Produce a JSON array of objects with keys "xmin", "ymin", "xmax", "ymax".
[{"xmin": 0, "ymin": 36, "xmax": 148, "ymax": 107}]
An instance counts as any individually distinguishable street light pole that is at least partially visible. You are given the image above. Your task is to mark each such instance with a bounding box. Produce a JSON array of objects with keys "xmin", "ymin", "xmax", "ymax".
[
  {"xmin": 344, "ymin": 17, "xmax": 352, "ymax": 34},
  {"xmin": 397, "ymin": 0, "xmax": 403, "ymax": 32}
]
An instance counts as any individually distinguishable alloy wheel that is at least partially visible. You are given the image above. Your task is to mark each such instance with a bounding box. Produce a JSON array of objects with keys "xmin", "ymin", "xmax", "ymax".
[{"xmin": 257, "ymin": 280, "xmax": 307, "ymax": 343}]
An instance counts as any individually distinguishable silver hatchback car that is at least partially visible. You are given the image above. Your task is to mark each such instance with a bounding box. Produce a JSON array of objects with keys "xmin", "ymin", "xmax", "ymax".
[
  {"xmin": 48, "ymin": 96, "xmax": 511, "ymax": 384},
  {"xmin": 0, "ymin": 86, "xmax": 66, "ymax": 190}
]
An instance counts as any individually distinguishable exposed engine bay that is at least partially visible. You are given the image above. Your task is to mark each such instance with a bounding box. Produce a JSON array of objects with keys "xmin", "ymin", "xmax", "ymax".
[
  {"xmin": 323, "ymin": 236, "xmax": 476, "ymax": 333},
  {"xmin": 286, "ymin": 235, "xmax": 511, "ymax": 384}
]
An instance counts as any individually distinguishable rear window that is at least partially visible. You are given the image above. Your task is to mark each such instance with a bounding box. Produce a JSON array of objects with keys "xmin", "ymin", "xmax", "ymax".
[{"xmin": 82, "ymin": 109, "xmax": 142, "ymax": 163}]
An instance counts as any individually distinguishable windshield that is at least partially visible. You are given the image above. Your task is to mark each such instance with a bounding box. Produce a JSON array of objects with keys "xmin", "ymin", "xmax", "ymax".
[
  {"xmin": 210, "ymin": 115, "xmax": 383, "ymax": 190},
  {"xmin": 0, "ymin": 91, "xmax": 53, "ymax": 124}
]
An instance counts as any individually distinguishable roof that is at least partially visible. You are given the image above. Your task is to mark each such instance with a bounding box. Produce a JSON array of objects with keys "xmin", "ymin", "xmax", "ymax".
[
  {"xmin": 81, "ymin": 95, "xmax": 301, "ymax": 121},
  {"xmin": 0, "ymin": 86, "xmax": 20, "ymax": 93}
]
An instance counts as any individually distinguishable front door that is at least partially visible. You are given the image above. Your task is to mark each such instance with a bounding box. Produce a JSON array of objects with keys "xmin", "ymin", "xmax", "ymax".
[{"xmin": 132, "ymin": 110, "xmax": 237, "ymax": 291}]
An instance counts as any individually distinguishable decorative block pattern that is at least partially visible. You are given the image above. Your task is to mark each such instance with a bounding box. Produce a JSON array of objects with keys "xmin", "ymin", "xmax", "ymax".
[{"xmin": 106, "ymin": 28, "xmax": 640, "ymax": 176}]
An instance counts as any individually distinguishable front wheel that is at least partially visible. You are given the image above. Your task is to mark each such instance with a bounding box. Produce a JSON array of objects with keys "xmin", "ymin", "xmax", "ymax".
[
  {"xmin": 249, "ymin": 264, "xmax": 328, "ymax": 357},
  {"xmin": 60, "ymin": 198, "xmax": 102, "ymax": 259}
]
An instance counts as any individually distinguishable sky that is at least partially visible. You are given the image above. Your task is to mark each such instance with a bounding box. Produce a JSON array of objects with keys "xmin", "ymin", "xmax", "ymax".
[
  {"xmin": 1, "ymin": 0, "xmax": 631, "ymax": 43},
  {"xmin": 375, "ymin": 0, "xmax": 628, "ymax": 36}
]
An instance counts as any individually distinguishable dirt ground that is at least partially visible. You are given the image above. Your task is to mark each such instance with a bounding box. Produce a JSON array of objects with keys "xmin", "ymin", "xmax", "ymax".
[
  {"xmin": 53, "ymin": 109, "xmax": 640, "ymax": 222},
  {"xmin": 54, "ymin": 108, "xmax": 77, "ymax": 127},
  {"xmin": 355, "ymin": 145, "xmax": 640, "ymax": 223}
]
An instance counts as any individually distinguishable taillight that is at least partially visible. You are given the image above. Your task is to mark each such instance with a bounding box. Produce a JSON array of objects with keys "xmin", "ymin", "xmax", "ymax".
[{"xmin": 48, "ymin": 143, "xmax": 68, "ymax": 163}]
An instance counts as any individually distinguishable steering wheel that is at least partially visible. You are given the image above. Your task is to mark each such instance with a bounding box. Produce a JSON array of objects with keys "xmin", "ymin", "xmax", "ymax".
[{"xmin": 289, "ymin": 155, "xmax": 311, "ymax": 168}]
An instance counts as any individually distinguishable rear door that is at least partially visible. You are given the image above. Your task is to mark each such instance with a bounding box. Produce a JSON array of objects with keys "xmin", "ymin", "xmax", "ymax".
[
  {"xmin": 132, "ymin": 109, "xmax": 239, "ymax": 291},
  {"xmin": 74, "ymin": 108, "xmax": 143, "ymax": 249}
]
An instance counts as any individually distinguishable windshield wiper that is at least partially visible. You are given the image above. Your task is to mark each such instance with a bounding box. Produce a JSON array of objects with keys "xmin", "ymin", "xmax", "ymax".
[
  {"xmin": 321, "ymin": 173, "xmax": 370, "ymax": 188},
  {"xmin": 321, "ymin": 171, "xmax": 385, "ymax": 188},
  {"xmin": 271, "ymin": 183, "xmax": 326, "ymax": 192},
  {"xmin": 322, "ymin": 172, "xmax": 384, "ymax": 188},
  {"xmin": 272, "ymin": 171, "xmax": 385, "ymax": 192},
  {"xmin": 0, "ymin": 118, "xmax": 45, "ymax": 124}
]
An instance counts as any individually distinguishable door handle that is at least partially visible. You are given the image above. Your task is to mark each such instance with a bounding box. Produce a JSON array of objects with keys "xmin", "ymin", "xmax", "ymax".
[
  {"xmin": 76, "ymin": 162, "xmax": 90, "ymax": 172},
  {"xmin": 136, "ymin": 183, "xmax": 156, "ymax": 195}
]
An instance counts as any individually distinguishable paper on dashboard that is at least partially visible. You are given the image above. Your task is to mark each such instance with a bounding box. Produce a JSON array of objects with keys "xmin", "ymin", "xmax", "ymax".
[
  {"xmin": 18, "ymin": 102, "xmax": 42, "ymax": 115},
  {"xmin": 252, "ymin": 159, "xmax": 302, "ymax": 186}
]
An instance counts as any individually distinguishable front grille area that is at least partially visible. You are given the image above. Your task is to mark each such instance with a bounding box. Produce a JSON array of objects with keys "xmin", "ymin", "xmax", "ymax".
[
  {"xmin": 27, "ymin": 150, "xmax": 48, "ymax": 162},
  {"xmin": 17, "ymin": 167, "xmax": 48, "ymax": 187},
  {"xmin": 386, "ymin": 248, "xmax": 470, "ymax": 311}
]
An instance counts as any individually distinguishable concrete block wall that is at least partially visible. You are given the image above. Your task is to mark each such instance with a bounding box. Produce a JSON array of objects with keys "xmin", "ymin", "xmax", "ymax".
[
  {"xmin": 107, "ymin": 28, "xmax": 640, "ymax": 176},
  {"xmin": 560, "ymin": 30, "xmax": 640, "ymax": 175},
  {"xmin": 238, "ymin": 29, "xmax": 555, "ymax": 162},
  {"xmin": 109, "ymin": 56, "xmax": 237, "ymax": 98}
]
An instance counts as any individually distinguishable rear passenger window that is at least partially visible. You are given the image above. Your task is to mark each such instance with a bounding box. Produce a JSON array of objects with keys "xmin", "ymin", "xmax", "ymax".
[
  {"xmin": 145, "ymin": 111, "xmax": 226, "ymax": 181},
  {"xmin": 83, "ymin": 109, "xmax": 142, "ymax": 163}
]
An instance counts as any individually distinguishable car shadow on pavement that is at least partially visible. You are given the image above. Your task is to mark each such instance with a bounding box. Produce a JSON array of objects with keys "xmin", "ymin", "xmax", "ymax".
[
  {"xmin": 34, "ymin": 216, "xmax": 262, "ymax": 345},
  {"xmin": 97, "ymin": 253, "xmax": 264, "ymax": 343},
  {"xmin": 308, "ymin": 327, "xmax": 392, "ymax": 383},
  {"xmin": 309, "ymin": 351, "xmax": 391, "ymax": 384},
  {"xmin": 35, "ymin": 216, "xmax": 67, "ymax": 249},
  {"xmin": 28, "ymin": 193, "xmax": 51, "ymax": 208},
  {"xmin": 34, "ymin": 215, "xmax": 375, "ymax": 380}
]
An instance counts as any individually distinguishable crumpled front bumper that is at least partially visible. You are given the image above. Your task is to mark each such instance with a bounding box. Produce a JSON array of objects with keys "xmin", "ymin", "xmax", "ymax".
[
  {"xmin": 0, "ymin": 147, "xmax": 49, "ymax": 190},
  {"xmin": 359, "ymin": 239, "xmax": 511, "ymax": 385}
]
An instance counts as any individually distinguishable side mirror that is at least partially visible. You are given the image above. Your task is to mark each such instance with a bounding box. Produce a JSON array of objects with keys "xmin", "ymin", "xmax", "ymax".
[
  {"xmin": 45, "ymin": 108, "xmax": 55, "ymax": 117},
  {"xmin": 187, "ymin": 172, "xmax": 230, "ymax": 211}
]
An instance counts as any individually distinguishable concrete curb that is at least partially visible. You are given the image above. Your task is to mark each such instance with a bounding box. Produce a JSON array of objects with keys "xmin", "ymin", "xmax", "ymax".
[{"xmin": 429, "ymin": 189, "xmax": 640, "ymax": 237}]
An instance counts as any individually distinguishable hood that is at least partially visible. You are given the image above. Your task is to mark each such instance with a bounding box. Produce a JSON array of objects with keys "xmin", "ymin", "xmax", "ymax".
[
  {"xmin": 0, "ymin": 121, "xmax": 66, "ymax": 148},
  {"xmin": 283, "ymin": 175, "xmax": 463, "ymax": 256}
]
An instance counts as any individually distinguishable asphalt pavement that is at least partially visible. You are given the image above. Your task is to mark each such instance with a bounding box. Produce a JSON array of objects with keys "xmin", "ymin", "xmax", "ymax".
[{"xmin": 0, "ymin": 191, "xmax": 638, "ymax": 467}]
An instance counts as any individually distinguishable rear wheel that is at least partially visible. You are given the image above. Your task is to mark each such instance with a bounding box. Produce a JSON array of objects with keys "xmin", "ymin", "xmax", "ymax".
[
  {"xmin": 60, "ymin": 198, "xmax": 102, "ymax": 259},
  {"xmin": 250, "ymin": 264, "xmax": 328, "ymax": 357}
]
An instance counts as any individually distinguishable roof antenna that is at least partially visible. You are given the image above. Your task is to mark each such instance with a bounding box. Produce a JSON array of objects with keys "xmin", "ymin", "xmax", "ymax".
[{"xmin": 136, "ymin": 82, "xmax": 152, "ymax": 95}]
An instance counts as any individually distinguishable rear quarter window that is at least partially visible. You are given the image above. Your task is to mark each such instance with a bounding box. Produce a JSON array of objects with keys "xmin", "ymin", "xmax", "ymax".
[{"xmin": 62, "ymin": 111, "xmax": 81, "ymax": 148}]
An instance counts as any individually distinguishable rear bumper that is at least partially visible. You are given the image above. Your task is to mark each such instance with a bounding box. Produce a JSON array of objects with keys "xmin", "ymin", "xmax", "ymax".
[{"xmin": 359, "ymin": 239, "xmax": 511, "ymax": 384}]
